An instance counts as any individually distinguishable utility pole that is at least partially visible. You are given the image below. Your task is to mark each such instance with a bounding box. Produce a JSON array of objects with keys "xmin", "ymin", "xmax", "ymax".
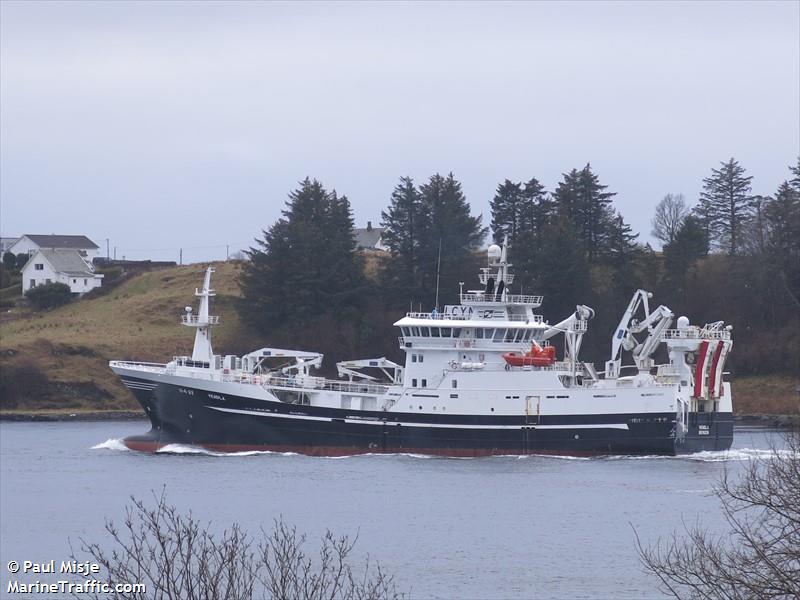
[
  {"xmin": 106, "ymin": 238, "xmax": 110, "ymax": 260},
  {"xmin": 179, "ymin": 248, "xmax": 183, "ymax": 265},
  {"xmin": 226, "ymin": 244, "xmax": 229, "ymax": 260},
  {"xmin": 113, "ymin": 246, "xmax": 117, "ymax": 260}
]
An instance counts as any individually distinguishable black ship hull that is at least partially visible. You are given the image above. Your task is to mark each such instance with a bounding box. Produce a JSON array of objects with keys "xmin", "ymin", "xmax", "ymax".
[{"xmin": 120, "ymin": 375, "xmax": 734, "ymax": 456}]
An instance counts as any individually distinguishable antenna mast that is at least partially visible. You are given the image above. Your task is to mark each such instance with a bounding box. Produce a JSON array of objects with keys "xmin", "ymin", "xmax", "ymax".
[{"xmin": 434, "ymin": 238, "xmax": 442, "ymax": 310}]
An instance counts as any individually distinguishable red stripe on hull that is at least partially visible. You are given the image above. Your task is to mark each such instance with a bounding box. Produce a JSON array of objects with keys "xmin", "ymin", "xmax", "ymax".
[{"xmin": 122, "ymin": 438, "xmax": 607, "ymax": 458}]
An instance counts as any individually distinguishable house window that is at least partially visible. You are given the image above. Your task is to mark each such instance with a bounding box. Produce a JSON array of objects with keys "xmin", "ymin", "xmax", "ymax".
[
  {"xmin": 46, "ymin": 279, "xmax": 51, "ymax": 285},
  {"xmin": 421, "ymin": 379, "xmax": 427, "ymax": 388},
  {"xmin": 412, "ymin": 354, "xmax": 417, "ymax": 363},
  {"xmin": 29, "ymin": 279, "xmax": 35, "ymax": 288},
  {"xmin": 412, "ymin": 378, "xmax": 417, "ymax": 387},
  {"xmin": 418, "ymin": 355, "xmax": 424, "ymax": 363},
  {"xmin": 35, "ymin": 263, "xmax": 44, "ymax": 270},
  {"xmin": 84, "ymin": 279, "xmax": 87, "ymax": 285},
  {"xmin": 73, "ymin": 279, "xmax": 77, "ymax": 284}
]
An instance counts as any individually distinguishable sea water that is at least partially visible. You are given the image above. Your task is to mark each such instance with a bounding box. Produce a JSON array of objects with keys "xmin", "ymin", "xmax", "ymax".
[{"xmin": 0, "ymin": 421, "xmax": 786, "ymax": 599}]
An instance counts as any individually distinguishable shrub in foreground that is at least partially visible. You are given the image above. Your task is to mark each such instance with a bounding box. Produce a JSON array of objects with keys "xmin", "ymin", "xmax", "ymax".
[
  {"xmin": 637, "ymin": 430, "xmax": 800, "ymax": 599},
  {"xmin": 73, "ymin": 492, "xmax": 404, "ymax": 600},
  {"xmin": 24, "ymin": 282, "xmax": 73, "ymax": 310}
]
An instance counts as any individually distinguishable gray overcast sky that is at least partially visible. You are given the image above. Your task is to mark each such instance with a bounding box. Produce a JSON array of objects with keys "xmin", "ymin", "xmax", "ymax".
[{"xmin": 1, "ymin": 1, "xmax": 798, "ymax": 263}]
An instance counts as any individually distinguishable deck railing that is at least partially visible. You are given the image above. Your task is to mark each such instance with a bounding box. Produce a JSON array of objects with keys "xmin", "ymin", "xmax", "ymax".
[
  {"xmin": 404, "ymin": 312, "xmax": 544, "ymax": 323},
  {"xmin": 662, "ymin": 328, "xmax": 731, "ymax": 341},
  {"xmin": 181, "ymin": 315, "xmax": 220, "ymax": 325},
  {"xmin": 459, "ymin": 292, "xmax": 543, "ymax": 305}
]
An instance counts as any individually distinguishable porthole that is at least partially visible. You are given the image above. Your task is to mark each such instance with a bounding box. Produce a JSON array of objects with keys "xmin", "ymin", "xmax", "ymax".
[
  {"xmin": 419, "ymin": 405, "xmax": 423, "ymax": 410},
  {"xmin": 491, "ymin": 407, "xmax": 495, "ymax": 412}
]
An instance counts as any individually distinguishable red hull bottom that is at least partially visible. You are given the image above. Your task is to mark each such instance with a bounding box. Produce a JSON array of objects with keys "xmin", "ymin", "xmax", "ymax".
[{"xmin": 122, "ymin": 437, "xmax": 602, "ymax": 458}]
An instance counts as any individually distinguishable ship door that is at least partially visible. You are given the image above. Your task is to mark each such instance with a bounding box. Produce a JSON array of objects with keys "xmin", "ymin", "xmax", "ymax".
[{"xmin": 526, "ymin": 396, "xmax": 540, "ymax": 425}]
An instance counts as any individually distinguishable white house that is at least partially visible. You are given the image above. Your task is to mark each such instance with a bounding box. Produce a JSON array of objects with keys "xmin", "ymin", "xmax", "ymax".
[
  {"xmin": 22, "ymin": 249, "xmax": 104, "ymax": 296},
  {"xmin": 354, "ymin": 222, "xmax": 388, "ymax": 252},
  {"xmin": 9, "ymin": 234, "xmax": 100, "ymax": 262}
]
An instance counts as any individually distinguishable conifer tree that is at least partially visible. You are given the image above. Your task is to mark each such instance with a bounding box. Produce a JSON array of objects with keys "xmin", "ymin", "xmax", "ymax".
[
  {"xmin": 764, "ymin": 181, "xmax": 800, "ymax": 305},
  {"xmin": 696, "ymin": 158, "xmax": 754, "ymax": 255},
  {"xmin": 416, "ymin": 173, "xmax": 486, "ymax": 306},
  {"xmin": 490, "ymin": 180, "xmax": 524, "ymax": 245},
  {"xmin": 552, "ymin": 164, "xmax": 616, "ymax": 262},
  {"xmin": 662, "ymin": 215, "xmax": 709, "ymax": 293},
  {"xmin": 239, "ymin": 178, "xmax": 365, "ymax": 332},
  {"xmin": 533, "ymin": 218, "xmax": 590, "ymax": 316},
  {"xmin": 380, "ymin": 177, "xmax": 424, "ymax": 296}
]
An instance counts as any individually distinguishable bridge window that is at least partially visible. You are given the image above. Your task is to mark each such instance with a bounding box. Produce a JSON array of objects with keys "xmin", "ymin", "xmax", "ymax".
[
  {"xmin": 441, "ymin": 327, "xmax": 452, "ymax": 337},
  {"xmin": 431, "ymin": 327, "xmax": 440, "ymax": 337},
  {"xmin": 412, "ymin": 327, "xmax": 420, "ymax": 336},
  {"xmin": 475, "ymin": 328, "xmax": 483, "ymax": 339},
  {"xmin": 401, "ymin": 327, "xmax": 410, "ymax": 336},
  {"xmin": 493, "ymin": 329, "xmax": 507, "ymax": 342},
  {"xmin": 420, "ymin": 327, "xmax": 430, "ymax": 337},
  {"xmin": 452, "ymin": 379, "xmax": 457, "ymax": 388},
  {"xmin": 523, "ymin": 330, "xmax": 532, "ymax": 341},
  {"xmin": 452, "ymin": 328, "xmax": 462, "ymax": 338}
]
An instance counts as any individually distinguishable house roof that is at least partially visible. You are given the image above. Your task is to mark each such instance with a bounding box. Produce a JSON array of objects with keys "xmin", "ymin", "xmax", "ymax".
[
  {"xmin": 23, "ymin": 234, "xmax": 99, "ymax": 249},
  {"xmin": 33, "ymin": 249, "xmax": 96, "ymax": 276},
  {"xmin": 354, "ymin": 227, "xmax": 384, "ymax": 250}
]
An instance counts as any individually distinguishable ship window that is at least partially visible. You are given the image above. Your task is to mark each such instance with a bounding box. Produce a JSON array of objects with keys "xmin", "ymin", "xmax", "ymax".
[
  {"xmin": 401, "ymin": 327, "xmax": 410, "ymax": 336},
  {"xmin": 475, "ymin": 328, "xmax": 483, "ymax": 339},
  {"xmin": 484, "ymin": 328, "xmax": 494, "ymax": 339},
  {"xmin": 441, "ymin": 327, "xmax": 452, "ymax": 337},
  {"xmin": 420, "ymin": 327, "xmax": 430, "ymax": 337},
  {"xmin": 421, "ymin": 379, "xmax": 427, "ymax": 387},
  {"xmin": 412, "ymin": 354, "xmax": 417, "ymax": 363},
  {"xmin": 412, "ymin": 327, "xmax": 420, "ymax": 336},
  {"xmin": 523, "ymin": 330, "xmax": 532, "ymax": 341},
  {"xmin": 452, "ymin": 328, "xmax": 462, "ymax": 338},
  {"xmin": 452, "ymin": 379, "xmax": 457, "ymax": 388},
  {"xmin": 431, "ymin": 327, "xmax": 440, "ymax": 337},
  {"xmin": 419, "ymin": 355, "xmax": 424, "ymax": 363},
  {"xmin": 493, "ymin": 329, "xmax": 507, "ymax": 342},
  {"xmin": 505, "ymin": 329, "xmax": 516, "ymax": 342},
  {"xmin": 412, "ymin": 378, "xmax": 417, "ymax": 387}
]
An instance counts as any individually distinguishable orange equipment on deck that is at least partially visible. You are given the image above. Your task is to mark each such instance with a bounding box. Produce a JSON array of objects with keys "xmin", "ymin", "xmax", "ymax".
[{"xmin": 502, "ymin": 344, "xmax": 556, "ymax": 367}]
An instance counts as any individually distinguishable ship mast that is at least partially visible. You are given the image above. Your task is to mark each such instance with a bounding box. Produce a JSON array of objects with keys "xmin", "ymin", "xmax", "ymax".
[{"xmin": 182, "ymin": 266, "xmax": 219, "ymax": 363}]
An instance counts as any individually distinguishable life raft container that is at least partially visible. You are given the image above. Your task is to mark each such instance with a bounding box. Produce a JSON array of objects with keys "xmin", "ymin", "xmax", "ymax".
[{"xmin": 502, "ymin": 345, "xmax": 556, "ymax": 367}]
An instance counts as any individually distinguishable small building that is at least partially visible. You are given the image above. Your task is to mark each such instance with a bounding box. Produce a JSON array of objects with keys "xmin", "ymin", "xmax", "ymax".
[
  {"xmin": 22, "ymin": 249, "xmax": 104, "ymax": 296},
  {"xmin": 354, "ymin": 222, "xmax": 388, "ymax": 252},
  {"xmin": 9, "ymin": 234, "xmax": 101, "ymax": 261}
]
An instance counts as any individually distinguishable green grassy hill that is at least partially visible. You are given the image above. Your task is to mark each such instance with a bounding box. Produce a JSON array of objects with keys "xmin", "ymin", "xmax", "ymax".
[{"xmin": 0, "ymin": 262, "xmax": 258, "ymax": 413}]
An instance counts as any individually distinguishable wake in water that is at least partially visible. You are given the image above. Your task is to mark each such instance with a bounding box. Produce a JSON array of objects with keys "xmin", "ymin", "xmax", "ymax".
[
  {"xmin": 91, "ymin": 439, "xmax": 791, "ymax": 462},
  {"xmin": 91, "ymin": 438, "xmax": 130, "ymax": 452}
]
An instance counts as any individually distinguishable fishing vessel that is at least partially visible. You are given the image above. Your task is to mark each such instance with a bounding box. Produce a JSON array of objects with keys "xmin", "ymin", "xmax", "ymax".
[{"xmin": 111, "ymin": 242, "xmax": 734, "ymax": 456}]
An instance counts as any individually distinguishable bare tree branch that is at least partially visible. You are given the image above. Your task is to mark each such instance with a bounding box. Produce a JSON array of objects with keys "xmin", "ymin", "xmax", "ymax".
[
  {"xmin": 71, "ymin": 492, "xmax": 403, "ymax": 600},
  {"xmin": 636, "ymin": 430, "xmax": 800, "ymax": 599}
]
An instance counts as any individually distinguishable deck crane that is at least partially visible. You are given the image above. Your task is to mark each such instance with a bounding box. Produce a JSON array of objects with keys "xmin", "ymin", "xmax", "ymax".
[
  {"xmin": 604, "ymin": 290, "xmax": 674, "ymax": 380},
  {"xmin": 336, "ymin": 357, "xmax": 404, "ymax": 384}
]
